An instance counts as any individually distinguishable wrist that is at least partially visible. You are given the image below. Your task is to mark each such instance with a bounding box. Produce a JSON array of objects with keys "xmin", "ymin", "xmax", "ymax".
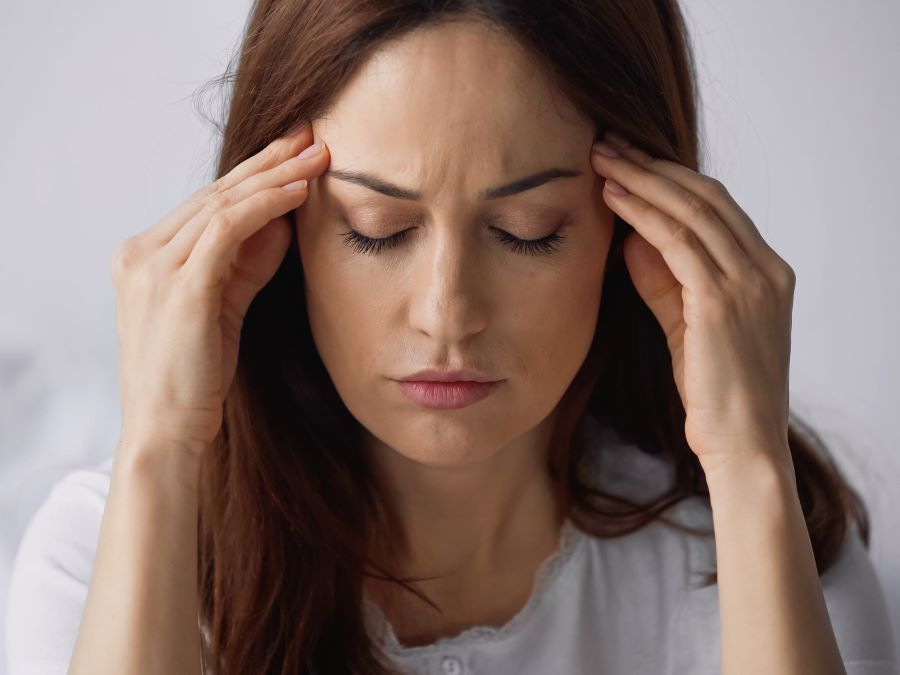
[
  {"xmin": 702, "ymin": 448, "xmax": 797, "ymax": 508},
  {"xmin": 114, "ymin": 438, "xmax": 206, "ymax": 492}
]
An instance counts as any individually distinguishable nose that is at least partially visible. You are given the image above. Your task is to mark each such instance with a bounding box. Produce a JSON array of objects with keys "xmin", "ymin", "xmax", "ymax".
[{"xmin": 407, "ymin": 225, "xmax": 490, "ymax": 343}]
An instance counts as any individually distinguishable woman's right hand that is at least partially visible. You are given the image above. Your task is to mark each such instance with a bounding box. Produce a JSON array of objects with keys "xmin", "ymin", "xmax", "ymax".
[{"xmin": 109, "ymin": 125, "xmax": 329, "ymax": 456}]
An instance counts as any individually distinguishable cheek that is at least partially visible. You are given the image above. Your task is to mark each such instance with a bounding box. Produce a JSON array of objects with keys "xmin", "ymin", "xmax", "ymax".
[
  {"xmin": 295, "ymin": 203, "xmax": 385, "ymax": 395},
  {"xmin": 512, "ymin": 226, "xmax": 610, "ymax": 386},
  {"xmin": 520, "ymin": 275, "xmax": 600, "ymax": 372},
  {"xmin": 303, "ymin": 265, "xmax": 404, "ymax": 448},
  {"xmin": 303, "ymin": 260, "xmax": 384, "ymax": 385}
]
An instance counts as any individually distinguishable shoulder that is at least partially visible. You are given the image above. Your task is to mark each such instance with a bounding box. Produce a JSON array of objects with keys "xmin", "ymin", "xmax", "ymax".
[
  {"xmin": 576, "ymin": 416, "xmax": 899, "ymax": 673},
  {"xmin": 11, "ymin": 455, "xmax": 114, "ymax": 575},
  {"xmin": 819, "ymin": 526, "xmax": 899, "ymax": 672},
  {"xmin": 665, "ymin": 505, "xmax": 898, "ymax": 674},
  {"xmin": 6, "ymin": 455, "xmax": 114, "ymax": 674},
  {"xmin": 671, "ymin": 522, "xmax": 899, "ymax": 673}
]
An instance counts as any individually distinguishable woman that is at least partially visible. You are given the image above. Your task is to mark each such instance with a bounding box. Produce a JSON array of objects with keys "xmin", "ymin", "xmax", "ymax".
[{"xmin": 7, "ymin": 1, "xmax": 898, "ymax": 674}]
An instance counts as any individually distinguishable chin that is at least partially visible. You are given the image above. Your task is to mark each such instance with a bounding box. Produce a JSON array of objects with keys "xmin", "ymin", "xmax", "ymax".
[{"xmin": 397, "ymin": 445, "xmax": 494, "ymax": 468}]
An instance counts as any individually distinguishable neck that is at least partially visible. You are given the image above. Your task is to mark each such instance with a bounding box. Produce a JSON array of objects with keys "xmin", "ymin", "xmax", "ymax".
[{"xmin": 363, "ymin": 412, "xmax": 564, "ymax": 587}]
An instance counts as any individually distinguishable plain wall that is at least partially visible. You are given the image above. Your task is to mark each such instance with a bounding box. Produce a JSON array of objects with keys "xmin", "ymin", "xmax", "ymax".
[{"xmin": 1, "ymin": 1, "xmax": 898, "ymax": 672}]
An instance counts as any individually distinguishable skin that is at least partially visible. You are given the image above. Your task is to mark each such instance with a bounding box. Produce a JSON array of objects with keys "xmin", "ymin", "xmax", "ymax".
[
  {"xmin": 293, "ymin": 13, "xmax": 845, "ymax": 672},
  {"xmin": 592, "ymin": 130, "xmax": 846, "ymax": 671},
  {"xmin": 293, "ymin": 19, "xmax": 614, "ymax": 641},
  {"xmin": 70, "ymin": 9, "xmax": 854, "ymax": 670}
]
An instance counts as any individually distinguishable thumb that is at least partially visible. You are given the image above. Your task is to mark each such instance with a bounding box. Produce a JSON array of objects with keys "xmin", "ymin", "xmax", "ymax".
[
  {"xmin": 621, "ymin": 230, "xmax": 684, "ymax": 339},
  {"xmin": 223, "ymin": 214, "xmax": 293, "ymax": 322}
]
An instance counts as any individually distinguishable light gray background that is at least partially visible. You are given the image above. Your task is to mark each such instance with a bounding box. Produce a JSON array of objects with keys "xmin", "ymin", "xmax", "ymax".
[{"xmin": 1, "ymin": 1, "xmax": 898, "ymax": 672}]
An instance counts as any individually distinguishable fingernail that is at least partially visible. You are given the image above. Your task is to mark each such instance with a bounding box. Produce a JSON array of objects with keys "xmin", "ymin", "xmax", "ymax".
[
  {"xmin": 604, "ymin": 178, "xmax": 629, "ymax": 196},
  {"xmin": 283, "ymin": 179, "xmax": 308, "ymax": 191},
  {"xmin": 593, "ymin": 141, "xmax": 620, "ymax": 158},
  {"xmin": 298, "ymin": 142, "xmax": 323, "ymax": 159}
]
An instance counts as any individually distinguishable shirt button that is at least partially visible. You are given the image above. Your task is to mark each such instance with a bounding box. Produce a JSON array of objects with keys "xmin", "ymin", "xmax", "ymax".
[{"xmin": 441, "ymin": 655, "xmax": 463, "ymax": 675}]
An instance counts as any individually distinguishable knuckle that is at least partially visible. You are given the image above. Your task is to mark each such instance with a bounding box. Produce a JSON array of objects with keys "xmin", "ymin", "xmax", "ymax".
[
  {"xmin": 704, "ymin": 176, "xmax": 728, "ymax": 194},
  {"xmin": 634, "ymin": 199, "xmax": 655, "ymax": 222},
  {"xmin": 263, "ymin": 139, "xmax": 288, "ymax": 163},
  {"xmin": 207, "ymin": 176, "xmax": 228, "ymax": 196},
  {"xmin": 205, "ymin": 189, "xmax": 233, "ymax": 213},
  {"xmin": 668, "ymin": 223, "xmax": 700, "ymax": 251},
  {"xmin": 186, "ymin": 178, "xmax": 226, "ymax": 209},
  {"xmin": 254, "ymin": 188, "xmax": 283, "ymax": 210},
  {"xmin": 662, "ymin": 224, "xmax": 704, "ymax": 264},
  {"xmin": 277, "ymin": 156, "xmax": 302, "ymax": 180},
  {"xmin": 774, "ymin": 260, "xmax": 796, "ymax": 291},
  {"xmin": 109, "ymin": 236, "xmax": 142, "ymax": 278},
  {"xmin": 640, "ymin": 150, "xmax": 662, "ymax": 170},
  {"xmin": 207, "ymin": 211, "xmax": 234, "ymax": 239},
  {"xmin": 682, "ymin": 191, "xmax": 716, "ymax": 221},
  {"xmin": 195, "ymin": 178, "xmax": 223, "ymax": 201}
]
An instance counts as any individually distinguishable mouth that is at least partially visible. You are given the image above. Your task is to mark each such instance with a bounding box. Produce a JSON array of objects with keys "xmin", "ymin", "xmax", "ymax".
[
  {"xmin": 398, "ymin": 368, "xmax": 500, "ymax": 383},
  {"xmin": 394, "ymin": 380, "xmax": 502, "ymax": 410}
]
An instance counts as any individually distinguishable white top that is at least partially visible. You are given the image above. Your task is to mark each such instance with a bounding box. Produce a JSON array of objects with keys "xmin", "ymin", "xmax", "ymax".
[{"xmin": 6, "ymin": 415, "xmax": 899, "ymax": 675}]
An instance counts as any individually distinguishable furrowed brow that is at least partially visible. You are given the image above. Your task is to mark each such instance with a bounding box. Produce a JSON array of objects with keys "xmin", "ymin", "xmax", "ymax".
[{"xmin": 326, "ymin": 167, "xmax": 582, "ymax": 201}]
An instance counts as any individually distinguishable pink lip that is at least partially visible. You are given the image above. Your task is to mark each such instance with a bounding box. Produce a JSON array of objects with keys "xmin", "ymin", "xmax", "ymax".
[
  {"xmin": 400, "ymin": 369, "xmax": 499, "ymax": 383},
  {"xmin": 396, "ymin": 380, "xmax": 502, "ymax": 409}
]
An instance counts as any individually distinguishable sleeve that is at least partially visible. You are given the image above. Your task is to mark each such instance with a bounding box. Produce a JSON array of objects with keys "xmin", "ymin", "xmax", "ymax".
[
  {"xmin": 5, "ymin": 462, "xmax": 111, "ymax": 675},
  {"xmin": 822, "ymin": 524, "xmax": 899, "ymax": 675}
]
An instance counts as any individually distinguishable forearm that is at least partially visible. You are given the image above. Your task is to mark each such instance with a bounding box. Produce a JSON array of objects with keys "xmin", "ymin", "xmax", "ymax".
[
  {"xmin": 705, "ymin": 450, "xmax": 846, "ymax": 675},
  {"xmin": 69, "ymin": 443, "xmax": 204, "ymax": 675}
]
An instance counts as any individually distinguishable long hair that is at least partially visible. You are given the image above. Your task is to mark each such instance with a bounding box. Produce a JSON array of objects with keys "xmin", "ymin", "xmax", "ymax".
[{"xmin": 194, "ymin": 1, "xmax": 870, "ymax": 672}]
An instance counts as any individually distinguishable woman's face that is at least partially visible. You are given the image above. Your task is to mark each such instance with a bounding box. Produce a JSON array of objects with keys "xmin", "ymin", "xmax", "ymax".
[{"xmin": 295, "ymin": 19, "xmax": 615, "ymax": 467}]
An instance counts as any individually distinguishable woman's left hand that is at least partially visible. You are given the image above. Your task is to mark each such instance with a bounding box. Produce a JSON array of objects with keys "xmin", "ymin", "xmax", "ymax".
[{"xmin": 590, "ymin": 132, "xmax": 796, "ymax": 478}]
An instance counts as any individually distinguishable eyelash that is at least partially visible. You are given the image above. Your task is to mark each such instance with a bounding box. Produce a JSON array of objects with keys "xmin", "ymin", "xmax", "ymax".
[{"xmin": 340, "ymin": 225, "xmax": 567, "ymax": 257}]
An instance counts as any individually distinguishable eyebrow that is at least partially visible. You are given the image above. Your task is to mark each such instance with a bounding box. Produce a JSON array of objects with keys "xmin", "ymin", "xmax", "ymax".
[{"xmin": 325, "ymin": 166, "xmax": 583, "ymax": 200}]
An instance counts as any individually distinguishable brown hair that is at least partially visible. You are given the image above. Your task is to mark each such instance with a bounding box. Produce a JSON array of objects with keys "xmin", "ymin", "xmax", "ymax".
[{"xmin": 194, "ymin": 1, "xmax": 870, "ymax": 672}]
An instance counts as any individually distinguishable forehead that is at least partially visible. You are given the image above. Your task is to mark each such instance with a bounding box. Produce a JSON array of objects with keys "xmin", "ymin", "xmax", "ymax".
[{"xmin": 311, "ymin": 19, "xmax": 593, "ymax": 199}]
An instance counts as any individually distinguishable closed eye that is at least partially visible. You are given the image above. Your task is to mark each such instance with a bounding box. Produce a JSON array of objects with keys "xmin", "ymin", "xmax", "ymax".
[{"xmin": 339, "ymin": 220, "xmax": 568, "ymax": 257}]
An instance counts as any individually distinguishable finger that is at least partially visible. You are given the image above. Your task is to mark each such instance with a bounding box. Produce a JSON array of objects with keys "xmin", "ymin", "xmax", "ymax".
[
  {"xmin": 180, "ymin": 182, "xmax": 310, "ymax": 289},
  {"xmin": 621, "ymin": 231, "xmax": 685, "ymax": 342},
  {"xmin": 160, "ymin": 140, "xmax": 329, "ymax": 268},
  {"xmin": 221, "ymin": 213, "xmax": 293, "ymax": 325},
  {"xmin": 604, "ymin": 131, "xmax": 772, "ymax": 263},
  {"xmin": 138, "ymin": 124, "xmax": 314, "ymax": 249},
  {"xmin": 594, "ymin": 165, "xmax": 723, "ymax": 294},
  {"xmin": 592, "ymin": 142, "xmax": 752, "ymax": 282}
]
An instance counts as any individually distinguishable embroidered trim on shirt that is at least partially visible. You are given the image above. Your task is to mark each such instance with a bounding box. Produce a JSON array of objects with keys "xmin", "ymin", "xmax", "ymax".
[{"xmin": 363, "ymin": 516, "xmax": 587, "ymax": 655}]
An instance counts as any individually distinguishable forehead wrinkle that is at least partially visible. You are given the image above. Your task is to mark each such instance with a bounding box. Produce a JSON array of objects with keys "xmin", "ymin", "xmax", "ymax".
[
  {"xmin": 325, "ymin": 166, "xmax": 584, "ymax": 202},
  {"xmin": 313, "ymin": 21, "xmax": 593, "ymax": 207}
]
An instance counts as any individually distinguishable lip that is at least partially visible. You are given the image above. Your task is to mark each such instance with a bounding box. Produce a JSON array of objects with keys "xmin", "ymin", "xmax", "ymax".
[
  {"xmin": 396, "ymin": 380, "xmax": 502, "ymax": 409},
  {"xmin": 399, "ymin": 369, "xmax": 500, "ymax": 383}
]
